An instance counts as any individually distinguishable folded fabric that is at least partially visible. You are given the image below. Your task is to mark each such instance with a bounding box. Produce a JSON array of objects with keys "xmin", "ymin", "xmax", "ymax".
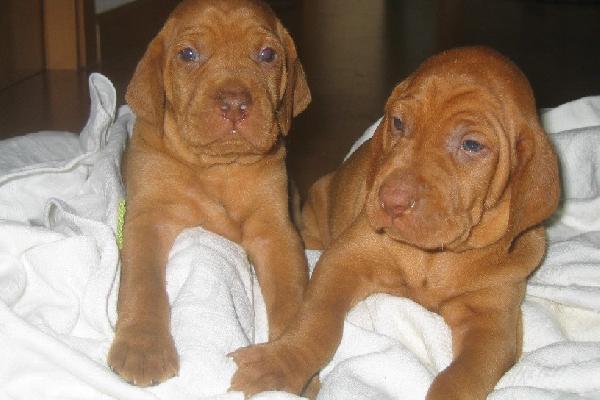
[{"xmin": 1, "ymin": 74, "xmax": 599, "ymax": 400}]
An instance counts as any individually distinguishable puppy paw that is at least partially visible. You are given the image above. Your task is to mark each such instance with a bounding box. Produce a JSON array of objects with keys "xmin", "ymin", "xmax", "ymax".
[
  {"xmin": 107, "ymin": 325, "xmax": 179, "ymax": 386},
  {"xmin": 229, "ymin": 342, "xmax": 311, "ymax": 397}
]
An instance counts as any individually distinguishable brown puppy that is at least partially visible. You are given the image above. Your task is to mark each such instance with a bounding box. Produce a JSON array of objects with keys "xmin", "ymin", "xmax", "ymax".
[
  {"xmin": 107, "ymin": 0, "xmax": 311, "ymax": 386},
  {"xmin": 230, "ymin": 46, "xmax": 560, "ymax": 399}
]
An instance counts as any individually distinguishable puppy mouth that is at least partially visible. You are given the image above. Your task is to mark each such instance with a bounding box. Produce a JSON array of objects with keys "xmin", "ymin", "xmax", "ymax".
[
  {"xmin": 209, "ymin": 126, "xmax": 280, "ymax": 155},
  {"xmin": 182, "ymin": 108, "xmax": 279, "ymax": 155},
  {"xmin": 366, "ymin": 189, "xmax": 471, "ymax": 251},
  {"xmin": 371, "ymin": 210, "xmax": 470, "ymax": 251}
]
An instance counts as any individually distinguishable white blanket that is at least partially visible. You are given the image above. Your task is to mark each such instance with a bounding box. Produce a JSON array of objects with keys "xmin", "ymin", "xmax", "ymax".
[{"xmin": 0, "ymin": 74, "xmax": 599, "ymax": 400}]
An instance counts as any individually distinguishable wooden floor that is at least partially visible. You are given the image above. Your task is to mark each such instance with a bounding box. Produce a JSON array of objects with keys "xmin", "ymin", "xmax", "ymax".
[{"xmin": 1, "ymin": 0, "xmax": 600, "ymax": 197}]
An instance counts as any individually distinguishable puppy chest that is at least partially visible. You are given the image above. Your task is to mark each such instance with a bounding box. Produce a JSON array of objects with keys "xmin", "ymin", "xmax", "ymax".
[{"xmin": 374, "ymin": 257, "xmax": 468, "ymax": 311}]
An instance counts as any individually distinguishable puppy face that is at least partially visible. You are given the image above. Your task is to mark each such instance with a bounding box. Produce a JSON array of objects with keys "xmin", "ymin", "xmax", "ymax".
[
  {"xmin": 366, "ymin": 79, "xmax": 503, "ymax": 250},
  {"xmin": 126, "ymin": 0, "xmax": 310, "ymax": 161},
  {"xmin": 365, "ymin": 47, "xmax": 559, "ymax": 251}
]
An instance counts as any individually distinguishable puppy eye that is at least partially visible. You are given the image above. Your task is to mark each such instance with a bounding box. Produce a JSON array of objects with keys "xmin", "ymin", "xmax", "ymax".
[
  {"xmin": 392, "ymin": 116, "xmax": 404, "ymax": 133},
  {"xmin": 258, "ymin": 47, "xmax": 276, "ymax": 63},
  {"xmin": 178, "ymin": 47, "xmax": 200, "ymax": 63},
  {"xmin": 462, "ymin": 139, "xmax": 484, "ymax": 153}
]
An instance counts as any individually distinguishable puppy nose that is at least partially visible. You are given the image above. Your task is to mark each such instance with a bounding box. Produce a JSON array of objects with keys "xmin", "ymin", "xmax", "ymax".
[
  {"xmin": 216, "ymin": 88, "xmax": 252, "ymax": 123},
  {"xmin": 379, "ymin": 179, "xmax": 418, "ymax": 218}
]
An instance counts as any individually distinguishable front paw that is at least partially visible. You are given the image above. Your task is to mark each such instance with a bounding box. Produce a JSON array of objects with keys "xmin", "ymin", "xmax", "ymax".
[
  {"xmin": 229, "ymin": 342, "xmax": 312, "ymax": 397},
  {"xmin": 107, "ymin": 324, "xmax": 179, "ymax": 386}
]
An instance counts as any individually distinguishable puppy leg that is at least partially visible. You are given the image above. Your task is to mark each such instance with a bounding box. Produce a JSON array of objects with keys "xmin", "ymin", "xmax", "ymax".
[
  {"xmin": 428, "ymin": 285, "xmax": 524, "ymax": 400},
  {"xmin": 242, "ymin": 213, "xmax": 309, "ymax": 340},
  {"xmin": 108, "ymin": 212, "xmax": 183, "ymax": 386},
  {"xmin": 231, "ymin": 228, "xmax": 374, "ymax": 396}
]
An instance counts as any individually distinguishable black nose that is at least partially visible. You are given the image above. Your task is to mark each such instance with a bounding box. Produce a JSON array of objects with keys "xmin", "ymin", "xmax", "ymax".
[{"xmin": 216, "ymin": 87, "xmax": 252, "ymax": 124}]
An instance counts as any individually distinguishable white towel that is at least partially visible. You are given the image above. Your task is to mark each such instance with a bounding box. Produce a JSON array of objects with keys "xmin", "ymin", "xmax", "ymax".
[
  {"xmin": 1, "ymin": 73, "xmax": 599, "ymax": 399},
  {"xmin": 541, "ymin": 96, "xmax": 600, "ymax": 135}
]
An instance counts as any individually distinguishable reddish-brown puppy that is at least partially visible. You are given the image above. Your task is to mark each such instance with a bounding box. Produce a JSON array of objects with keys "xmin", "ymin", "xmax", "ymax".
[
  {"xmin": 107, "ymin": 0, "xmax": 311, "ymax": 386},
  {"xmin": 230, "ymin": 46, "xmax": 560, "ymax": 399}
]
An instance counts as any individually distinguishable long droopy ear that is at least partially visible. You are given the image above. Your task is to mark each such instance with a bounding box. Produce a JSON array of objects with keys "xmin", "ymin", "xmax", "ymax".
[
  {"xmin": 277, "ymin": 22, "xmax": 311, "ymax": 135},
  {"xmin": 125, "ymin": 25, "xmax": 169, "ymax": 127},
  {"xmin": 467, "ymin": 118, "xmax": 560, "ymax": 249},
  {"xmin": 504, "ymin": 120, "xmax": 560, "ymax": 241}
]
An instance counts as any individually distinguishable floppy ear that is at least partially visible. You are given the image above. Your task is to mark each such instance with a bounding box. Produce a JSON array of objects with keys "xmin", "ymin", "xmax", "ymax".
[
  {"xmin": 125, "ymin": 28, "xmax": 167, "ymax": 127},
  {"xmin": 505, "ymin": 120, "xmax": 560, "ymax": 241},
  {"xmin": 276, "ymin": 22, "xmax": 311, "ymax": 135}
]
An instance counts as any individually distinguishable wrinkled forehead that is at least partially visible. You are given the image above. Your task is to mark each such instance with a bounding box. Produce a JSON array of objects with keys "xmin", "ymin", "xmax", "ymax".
[
  {"xmin": 386, "ymin": 74, "xmax": 502, "ymax": 122},
  {"xmin": 169, "ymin": 0, "xmax": 277, "ymax": 34},
  {"xmin": 388, "ymin": 49, "xmax": 536, "ymax": 118}
]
